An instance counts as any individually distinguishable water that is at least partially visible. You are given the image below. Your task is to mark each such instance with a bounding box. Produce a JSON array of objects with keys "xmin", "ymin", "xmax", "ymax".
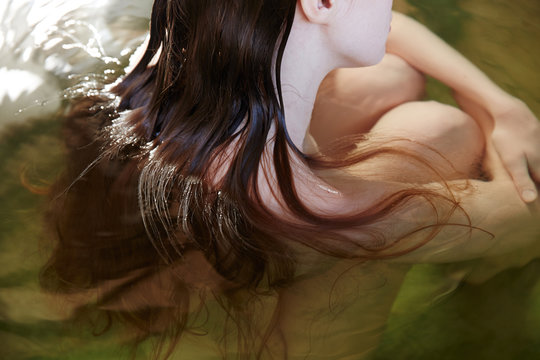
[{"xmin": 1, "ymin": 0, "xmax": 539, "ymax": 359}]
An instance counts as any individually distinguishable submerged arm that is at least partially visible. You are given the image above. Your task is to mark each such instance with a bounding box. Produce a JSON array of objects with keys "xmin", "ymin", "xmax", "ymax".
[
  {"xmin": 383, "ymin": 143, "xmax": 539, "ymax": 263},
  {"xmin": 292, "ymin": 142, "xmax": 540, "ymax": 264},
  {"xmin": 390, "ymin": 151, "xmax": 540, "ymax": 264},
  {"xmin": 387, "ymin": 11, "xmax": 540, "ymax": 203}
]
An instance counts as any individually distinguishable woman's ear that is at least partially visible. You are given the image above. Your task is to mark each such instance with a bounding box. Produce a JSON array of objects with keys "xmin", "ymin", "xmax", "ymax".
[{"xmin": 298, "ymin": 0, "xmax": 335, "ymax": 24}]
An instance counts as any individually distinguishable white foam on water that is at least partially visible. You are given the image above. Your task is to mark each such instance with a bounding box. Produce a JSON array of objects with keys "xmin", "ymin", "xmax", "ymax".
[{"xmin": 0, "ymin": 0, "xmax": 151, "ymax": 128}]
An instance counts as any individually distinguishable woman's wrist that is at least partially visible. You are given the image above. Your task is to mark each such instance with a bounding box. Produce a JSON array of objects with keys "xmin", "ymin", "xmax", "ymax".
[
  {"xmin": 457, "ymin": 87, "xmax": 520, "ymax": 131},
  {"xmin": 482, "ymin": 90, "xmax": 522, "ymax": 121}
]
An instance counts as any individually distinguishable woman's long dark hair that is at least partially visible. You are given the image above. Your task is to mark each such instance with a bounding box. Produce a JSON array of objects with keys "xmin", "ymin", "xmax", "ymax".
[{"xmin": 41, "ymin": 0, "xmax": 471, "ymax": 359}]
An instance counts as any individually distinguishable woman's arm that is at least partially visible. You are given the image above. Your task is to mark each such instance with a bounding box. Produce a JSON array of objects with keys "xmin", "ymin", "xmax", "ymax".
[
  {"xmin": 389, "ymin": 144, "xmax": 540, "ymax": 264},
  {"xmin": 386, "ymin": 12, "xmax": 540, "ymax": 204},
  {"xmin": 289, "ymin": 138, "xmax": 540, "ymax": 264}
]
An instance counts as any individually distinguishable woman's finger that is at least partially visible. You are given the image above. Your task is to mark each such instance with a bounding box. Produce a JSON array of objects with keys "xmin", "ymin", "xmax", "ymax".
[{"xmin": 506, "ymin": 155, "xmax": 538, "ymax": 203}]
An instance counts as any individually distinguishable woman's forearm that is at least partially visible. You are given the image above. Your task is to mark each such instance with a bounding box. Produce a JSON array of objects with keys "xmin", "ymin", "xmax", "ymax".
[{"xmin": 386, "ymin": 12, "xmax": 507, "ymax": 132}]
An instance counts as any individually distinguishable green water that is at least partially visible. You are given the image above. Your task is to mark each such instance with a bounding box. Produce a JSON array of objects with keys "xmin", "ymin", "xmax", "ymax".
[{"xmin": 1, "ymin": 0, "xmax": 539, "ymax": 359}]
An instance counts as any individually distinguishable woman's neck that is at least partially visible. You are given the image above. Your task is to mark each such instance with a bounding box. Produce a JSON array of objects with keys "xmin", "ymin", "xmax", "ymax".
[{"xmin": 279, "ymin": 17, "xmax": 336, "ymax": 151}]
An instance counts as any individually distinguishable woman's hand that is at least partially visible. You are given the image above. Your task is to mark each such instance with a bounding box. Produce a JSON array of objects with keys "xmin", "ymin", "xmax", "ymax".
[{"xmin": 489, "ymin": 96, "xmax": 540, "ymax": 203}]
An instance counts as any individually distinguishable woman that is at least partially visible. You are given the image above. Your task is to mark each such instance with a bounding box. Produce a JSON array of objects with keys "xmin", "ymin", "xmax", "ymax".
[{"xmin": 41, "ymin": 0, "xmax": 540, "ymax": 359}]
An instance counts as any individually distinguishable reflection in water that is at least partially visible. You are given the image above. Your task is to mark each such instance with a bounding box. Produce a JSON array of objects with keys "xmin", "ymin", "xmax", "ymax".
[{"xmin": 1, "ymin": 0, "xmax": 540, "ymax": 359}]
